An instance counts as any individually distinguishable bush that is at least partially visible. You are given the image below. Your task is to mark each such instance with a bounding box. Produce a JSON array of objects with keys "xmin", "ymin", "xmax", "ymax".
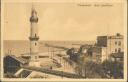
[{"xmin": 102, "ymin": 60, "xmax": 123, "ymax": 79}]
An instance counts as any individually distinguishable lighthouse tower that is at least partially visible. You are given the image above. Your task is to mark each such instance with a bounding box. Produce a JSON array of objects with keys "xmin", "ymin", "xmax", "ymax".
[{"xmin": 29, "ymin": 7, "xmax": 40, "ymax": 67}]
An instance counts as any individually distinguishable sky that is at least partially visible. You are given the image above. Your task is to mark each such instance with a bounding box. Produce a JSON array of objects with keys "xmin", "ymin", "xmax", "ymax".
[{"xmin": 3, "ymin": 2, "xmax": 124, "ymax": 41}]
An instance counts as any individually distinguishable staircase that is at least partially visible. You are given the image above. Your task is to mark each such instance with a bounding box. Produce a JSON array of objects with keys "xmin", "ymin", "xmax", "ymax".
[{"xmin": 14, "ymin": 68, "xmax": 32, "ymax": 78}]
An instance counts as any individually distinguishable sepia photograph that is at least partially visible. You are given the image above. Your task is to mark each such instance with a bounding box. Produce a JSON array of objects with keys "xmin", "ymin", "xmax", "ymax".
[{"xmin": 0, "ymin": 0, "xmax": 127, "ymax": 81}]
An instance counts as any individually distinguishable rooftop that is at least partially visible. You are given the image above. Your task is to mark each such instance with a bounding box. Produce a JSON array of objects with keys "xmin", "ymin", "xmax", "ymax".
[
  {"xmin": 5, "ymin": 55, "xmax": 28, "ymax": 64},
  {"xmin": 97, "ymin": 33, "xmax": 123, "ymax": 39}
]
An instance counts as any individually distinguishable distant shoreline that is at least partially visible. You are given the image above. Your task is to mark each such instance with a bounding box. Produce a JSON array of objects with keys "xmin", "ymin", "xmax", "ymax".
[{"xmin": 3, "ymin": 40, "xmax": 96, "ymax": 43}]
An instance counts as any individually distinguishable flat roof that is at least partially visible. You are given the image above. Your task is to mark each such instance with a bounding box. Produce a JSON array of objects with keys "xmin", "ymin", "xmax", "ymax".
[{"xmin": 5, "ymin": 55, "xmax": 28, "ymax": 64}]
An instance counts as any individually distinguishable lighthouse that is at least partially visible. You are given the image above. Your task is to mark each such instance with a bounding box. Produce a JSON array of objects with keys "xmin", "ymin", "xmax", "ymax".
[{"xmin": 29, "ymin": 7, "xmax": 40, "ymax": 67}]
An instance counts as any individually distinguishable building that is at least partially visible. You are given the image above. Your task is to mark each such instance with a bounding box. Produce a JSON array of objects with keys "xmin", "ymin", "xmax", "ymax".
[
  {"xmin": 97, "ymin": 33, "xmax": 124, "ymax": 62},
  {"xmin": 87, "ymin": 46, "xmax": 102, "ymax": 62},
  {"xmin": 4, "ymin": 55, "xmax": 28, "ymax": 74},
  {"xmin": 29, "ymin": 7, "xmax": 40, "ymax": 67}
]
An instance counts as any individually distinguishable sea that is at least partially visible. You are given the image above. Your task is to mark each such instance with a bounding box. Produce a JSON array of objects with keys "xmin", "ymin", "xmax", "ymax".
[{"xmin": 3, "ymin": 40, "xmax": 95, "ymax": 57}]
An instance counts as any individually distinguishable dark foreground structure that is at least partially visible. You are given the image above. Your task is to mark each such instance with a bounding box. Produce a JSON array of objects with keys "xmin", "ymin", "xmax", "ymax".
[{"xmin": 4, "ymin": 55, "xmax": 28, "ymax": 74}]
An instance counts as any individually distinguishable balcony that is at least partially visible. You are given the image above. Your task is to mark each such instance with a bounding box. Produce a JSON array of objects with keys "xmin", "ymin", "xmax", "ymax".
[{"xmin": 29, "ymin": 36, "xmax": 39, "ymax": 41}]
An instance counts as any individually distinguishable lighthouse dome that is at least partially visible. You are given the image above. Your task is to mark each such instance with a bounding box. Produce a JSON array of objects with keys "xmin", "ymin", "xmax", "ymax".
[{"xmin": 30, "ymin": 9, "xmax": 38, "ymax": 22}]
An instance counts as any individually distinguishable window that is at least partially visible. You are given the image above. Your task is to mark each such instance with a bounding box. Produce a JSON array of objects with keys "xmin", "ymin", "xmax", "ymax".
[
  {"xmin": 35, "ymin": 34, "xmax": 36, "ymax": 37},
  {"xmin": 118, "ymin": 41, "xmax": 121, "ymax": 46},
  {"xmin": 115, "ymin": 41, "xmax": 117, "ymax": 45},
  {"xmin": 115, "ymin": 49, "xmax": 117, "ymax": 53},
  {"xmin": 35, "ymin": 42, "xmax": 37, "ymax": 46},
  {"xmin": 118, "ymin": 48, "xmax": 121, "ymax": 52},
  {"xmin": 35, "ymin": 56, "xmax": 37, "ymax": 59}
]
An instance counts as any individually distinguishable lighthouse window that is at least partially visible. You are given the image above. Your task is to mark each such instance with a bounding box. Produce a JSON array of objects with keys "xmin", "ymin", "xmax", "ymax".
[
  {"xmin": 35, "ymin": 34, "xmax": 36, "ymax": 37},
  {"xmin": 35, "ymin": 42, "xmax": 37, "ymax": 46},
  {"xmin": 35, "ymin": 56, "xmax": 38, "ymax": 59}
]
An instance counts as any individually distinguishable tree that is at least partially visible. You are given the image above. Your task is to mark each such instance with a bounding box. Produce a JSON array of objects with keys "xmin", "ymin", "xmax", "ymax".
[
  {"xmin": 102, "ymin": 60, "xmax": 123, "ymax": 79},
  {"xmin": 75, "ymin": 59, "xmax": 105, "ymax": 78}
]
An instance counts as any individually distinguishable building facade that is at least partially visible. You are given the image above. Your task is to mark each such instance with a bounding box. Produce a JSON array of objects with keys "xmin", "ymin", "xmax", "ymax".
[{"xmin": 97, "ymin": 33, "xmax": 124, "ymax": 62}]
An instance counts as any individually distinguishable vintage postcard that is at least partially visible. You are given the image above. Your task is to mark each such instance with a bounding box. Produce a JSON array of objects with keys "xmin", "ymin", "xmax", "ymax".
[{"xmin": 0, "ymin": 0, "xmax": 127, "ymax": 82}]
